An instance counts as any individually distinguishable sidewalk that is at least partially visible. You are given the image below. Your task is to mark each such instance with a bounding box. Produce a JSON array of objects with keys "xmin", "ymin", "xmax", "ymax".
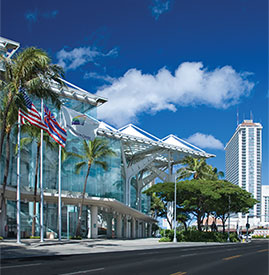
[{"xmin": 1, "ymin": 238, "xmax": 239, "ymax": 260}]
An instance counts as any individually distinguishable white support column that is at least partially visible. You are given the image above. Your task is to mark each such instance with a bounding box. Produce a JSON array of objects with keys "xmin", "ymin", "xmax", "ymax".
[
  {"xmin": 91, "ymin": 206, "xmax": 98, "ymax": 239},
  {"xmin": 148, "ymin": 223, "xmax": 152, "ymax": 237},
  {"xmin": 141, "ymin": 222, "xmax": 145, "ymax": 238},
  {"xmin": 127, "ymin": 177, "xmax": 132, "ymax": 207},
  {"xmin": 87, "ymin": 208, "xmax": 91, "ymax": 239},
  {"xmin": 107, "ymin": 215, "xmax": 113, "ymax": 239},
  {"xmin": 120, "ymin": 142, "xmax": 129, "ymax": 205},
  {"xmin": 132, "ymin": 218, "xmax": 136, "ymax": 239},
  {"xmin": 168, "ymin": 151, "xmax": 173, "ymax": 181},
  {"xmin": 116, "ymin": 214, "xmax": 122, "ymax": 238},
  {"xmin": 123, "ymin": 216, "xmax": 128, "ymax": 238},
  {"xmin": 149, "ymin": 166, "xmax": 169, "ymax": 182}
]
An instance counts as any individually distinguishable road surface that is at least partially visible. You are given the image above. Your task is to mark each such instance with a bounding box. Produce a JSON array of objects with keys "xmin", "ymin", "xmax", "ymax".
[{"xmin": 1, "ymin": 240, "xmax": 268, "ymax": 275}]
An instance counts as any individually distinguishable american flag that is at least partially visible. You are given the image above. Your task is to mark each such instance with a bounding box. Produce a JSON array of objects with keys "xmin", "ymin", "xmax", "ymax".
[
  {"xmin": 44, "ymin": 105, "xmax": 67, "ymax": 147},
  {"xmin": 19, "ymin": 90, "xmax": 48, "ymax": 131}
]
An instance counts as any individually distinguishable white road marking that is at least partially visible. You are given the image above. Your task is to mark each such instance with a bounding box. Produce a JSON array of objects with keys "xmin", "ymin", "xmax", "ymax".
[
  {"xmin": 59, "ymin": 267, "xmax": 105, "ymax": 275},
  {"xmin": 1, "ymin": 263, "xmax": 41, "ymax": 269},
  {"xmin": 180, "ymin": 253, "xmax": 197, "ymax": 257}
]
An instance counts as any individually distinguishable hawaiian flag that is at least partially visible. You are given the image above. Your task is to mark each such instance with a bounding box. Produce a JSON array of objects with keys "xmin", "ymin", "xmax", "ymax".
[
  {"xmin": 44, "ymin": 105, "xmax": 67, "ymax": 147},
  {"xmin": 19, "ymin": 90, "xmax": 48, "ymax": 131}
]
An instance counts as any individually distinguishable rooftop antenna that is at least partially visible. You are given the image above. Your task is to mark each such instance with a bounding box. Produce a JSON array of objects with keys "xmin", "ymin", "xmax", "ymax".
[
  {"xmin": 250, "ymin": 110, "xmax": 253, "ymax": 121},
  {"xmin": 237, "ymin": 107, "xmax": 239, "ymax": 126}
]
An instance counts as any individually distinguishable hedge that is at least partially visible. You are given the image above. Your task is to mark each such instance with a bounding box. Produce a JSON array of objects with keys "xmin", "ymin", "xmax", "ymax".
[{"xmin": 160, "ymin": 229, "xmax": 240, "ymax": 242}]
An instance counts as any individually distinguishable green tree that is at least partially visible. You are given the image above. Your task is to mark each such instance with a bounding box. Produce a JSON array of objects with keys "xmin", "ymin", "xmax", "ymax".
[
  {"xmin": 176, "ymin": 208, "xmax": 191, "ymax": 231},
  {"xmin": 150, "ymin": 193, "xmax": 165, "ymax": 220},
  {"xmin": 74, "ymin": 138, "xmax": 116, "ymax": 237},
  {"xmin": 205, "ymin": 166, "xmax": 225, "ymax": 180},
  {"xmin": 177, "ymin": 180, "xmax": 220, "ymax": 231},
  {"xmin": 145, "ymin": 179, "xmax": 257, "ymax": 232},
  {"xmin": 177, "ymin": 156, "xmax": 209, "ymax": 180},
  {"xmin": 0, "ymin": 47, "xmax": 64, "ymax": 164},
  {"xmin": 18, "ymin": 124, "xmax": 56, "ymax": 236},
  {"xmin": 211, "ymin": 181, "xmax": 257, "ymax": 233},
  {"xmin": 144, "ymin": 181, "xmax": 176, "ymax": 229}
]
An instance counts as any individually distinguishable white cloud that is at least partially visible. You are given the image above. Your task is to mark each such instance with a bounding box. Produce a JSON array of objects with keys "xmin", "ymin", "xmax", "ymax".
[
  {"xmin": 25, "ymin": 9, "xmax": 58, "ymax": 23},
  {"xmin": 84, "ymin": 72, "xmax": 115, "ymax": 83},
  {"xmin": 56, "ymin": 47, "xmax": 118, "ymax": 71},
  {"xmin": 96, "ymin": 62, "xmax": 254, "ymax": 127},
  {"xmin": 150, "ymin": 0, "xmax": 171, "ymax": 20},
  {"xmin": 186, "ymin": 133, "xmax": 224, "ymax": 150}
]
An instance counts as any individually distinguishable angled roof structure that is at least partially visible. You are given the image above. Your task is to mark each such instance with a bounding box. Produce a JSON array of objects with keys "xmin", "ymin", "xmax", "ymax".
[
  {"xmin": 98, "ymin": 122, "xmax": 214, "ymax": 162},
  {"xmin": 162, "ymin": 134, "xmax": 206, "ymax": 153},
  {"xmin": 118, "ymin": 124, "xmax": 160, "ymax": 141},
  {"xmin": 0, "ymin": 36, "xmax": 20, "ymax": 58},
  {"xmin": 50, "ymin": 78, "xmax": 107, "ymax": 107}
]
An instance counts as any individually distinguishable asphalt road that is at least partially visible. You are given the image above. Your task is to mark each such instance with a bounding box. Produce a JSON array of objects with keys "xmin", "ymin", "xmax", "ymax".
[{"xmin": 1, "ymin": 240, "xmax": 268, "ymax": 275}]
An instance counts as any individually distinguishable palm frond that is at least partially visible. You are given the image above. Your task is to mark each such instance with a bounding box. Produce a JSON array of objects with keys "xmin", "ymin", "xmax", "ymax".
[
  {"xmin": 15, "ymin": 136, "xmax": 33, "ymax": 154},
  {"xmin": 75, "ymin": 161, "xmax": 87, "ymax": 174},
  {"xmin": 94, "ymin": 160, "xmax": 108, "ymax": 171}
]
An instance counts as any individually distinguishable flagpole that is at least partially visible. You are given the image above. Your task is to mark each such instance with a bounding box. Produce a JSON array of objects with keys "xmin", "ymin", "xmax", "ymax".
[
  {"xmin": 40, "ymin": 99, "xmax": 44, "ymax": 242},
  {"xmin": 16, "ymin": 111, "xmax": 21, "ymax": 244},
  {"xmin": 58, "ymin": 111, "xmax": 62, "ymax": 241}
]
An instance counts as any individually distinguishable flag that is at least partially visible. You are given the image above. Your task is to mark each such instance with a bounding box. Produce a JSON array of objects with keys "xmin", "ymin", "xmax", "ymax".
[
  {"xmin": 19, "ymin": 90, "xmax": 48, "ymax": 131},
  {"xmin": 44, "ymin": 105, "xmax": 67, "ymax": 148},
  {"xmin": 62, "ymin": 106, "xmax": 99, "ymax": 140}
]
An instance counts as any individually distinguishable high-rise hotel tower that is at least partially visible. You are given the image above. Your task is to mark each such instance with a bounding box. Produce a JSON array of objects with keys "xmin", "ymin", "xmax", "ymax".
[{"xmin": 225, "ymin": 120, "xmax": 262, "ymax": 226}]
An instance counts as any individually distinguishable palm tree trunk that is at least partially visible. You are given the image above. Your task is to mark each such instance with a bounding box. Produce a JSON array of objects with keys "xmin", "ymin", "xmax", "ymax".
[
  {"xmin": 0, "ymin": 92, "xmax": 14, "ymax": 162},
  {"xmin": 31, "ymin": 143, "xmax": 40, "ymax": 237},
  {"xmin": 183, "ymin": 221, "xmax": 187, "ymax": 231},
  {"xmin": 166, "ymin": 214, "xmax": 172, "ymax": 230},
  {"xmin": 76, "ymin": 163, "xmax": 91, "ymax": 237},
  {"xmin": 222, "ymin": 217, "xmax": 226, "ymax": 234},
  {"xmin": 0, "ymin": 129, "xmax": 11, "ymax": 237},
  {"xmin": 205, "ymin": 212, "xmax": 209, "ymax": 232},
  {"xmin": 197, "ymin": 213, "xmax": 203, "ymax": 231}
]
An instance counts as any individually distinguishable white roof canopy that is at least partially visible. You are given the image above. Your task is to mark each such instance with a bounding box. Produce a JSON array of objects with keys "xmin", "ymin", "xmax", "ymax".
[{"xmin": 97, "ymin": 122, "xmax": 215, "ymax": 168}]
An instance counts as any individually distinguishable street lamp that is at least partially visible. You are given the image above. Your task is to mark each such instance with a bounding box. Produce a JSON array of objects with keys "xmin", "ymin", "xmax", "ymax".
[
  {"xmin": 227, "ymin": 195, "xmax": 230, "ymax": 242},
  {"xmin": 173, "ymin": 174, "xmax": 177, "ymax": 243}
]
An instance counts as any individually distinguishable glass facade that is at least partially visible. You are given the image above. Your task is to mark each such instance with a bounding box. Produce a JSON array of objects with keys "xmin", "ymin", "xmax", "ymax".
[{"xmin": 1, "ymin": 94, "xmax": 151, "ymax": 238}]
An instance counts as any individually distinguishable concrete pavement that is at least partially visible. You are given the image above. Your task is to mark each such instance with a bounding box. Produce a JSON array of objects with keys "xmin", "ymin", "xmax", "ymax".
[{"xmin": 1, "ymin": 238, "xmax": 240, "ymax": 260}]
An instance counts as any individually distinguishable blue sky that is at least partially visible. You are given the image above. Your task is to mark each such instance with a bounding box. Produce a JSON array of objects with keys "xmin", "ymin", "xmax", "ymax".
[{"xmin": 2, "ymin": 0, "xmax": 268, "ymax": 184}]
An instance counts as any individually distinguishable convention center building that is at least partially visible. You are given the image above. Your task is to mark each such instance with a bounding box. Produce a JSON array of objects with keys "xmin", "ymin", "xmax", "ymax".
[{"xmin": 0, "ymin": 37, "xmax": 214, "ymax": 240}]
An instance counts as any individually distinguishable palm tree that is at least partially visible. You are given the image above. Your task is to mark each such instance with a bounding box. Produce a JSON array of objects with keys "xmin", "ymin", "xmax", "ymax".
[
  {"xmin": 208, "ymin": 167, "xmax": 225, "ymax": 180},
  {"xmin": 0, "ymin": 94, "xmax": 19, "ymax": 236},
  {"xmin": 18, "ymin": 124, "xmax": 56, "ymax": 236},
  {"xmin": 74, "ymin": 138, "xmax": 116, "ymax": 237},
  {"xmin": 177, "ymin": 156, "xmax": 209, "ymax": 180},
  {"xmin": 150, "ymin": 193, "xmax": 165, "ymax": 220},
  {"xmin": 0, "ymin": 47, "xmax": 64, "ymax": 163}
]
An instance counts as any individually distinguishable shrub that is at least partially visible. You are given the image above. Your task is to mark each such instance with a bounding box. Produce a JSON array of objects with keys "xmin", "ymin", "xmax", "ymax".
[
  {"xmin": 30, "ymin": 236, "xmax": 40, "ymax": 239},
  {"xmin": 0, "ymin": 236, "xmax": 3, "ymax": 241},
  {"xmin": 70, "ymin": 236, "xmax": 82, "ymax": 240},
  {"xmin": 159, "ymin": 237, "xmax": 171, "ymax": 242},
  {"xmin": 160, "ymin": 229, "xmax": 240, "ymax": 242},
  {"xmin": 252, "ymin": 235, "xmax": 268, "ymax": 239}
]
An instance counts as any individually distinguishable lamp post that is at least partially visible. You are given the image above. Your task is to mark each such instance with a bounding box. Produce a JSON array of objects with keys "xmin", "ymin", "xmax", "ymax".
[
  {"xmin": 227, "ymin": 195, "xmax": 230, "ymax": 242},
  {"xmin": 173, "ymin": 174, "xmax": 177, "ymax": 243}
]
